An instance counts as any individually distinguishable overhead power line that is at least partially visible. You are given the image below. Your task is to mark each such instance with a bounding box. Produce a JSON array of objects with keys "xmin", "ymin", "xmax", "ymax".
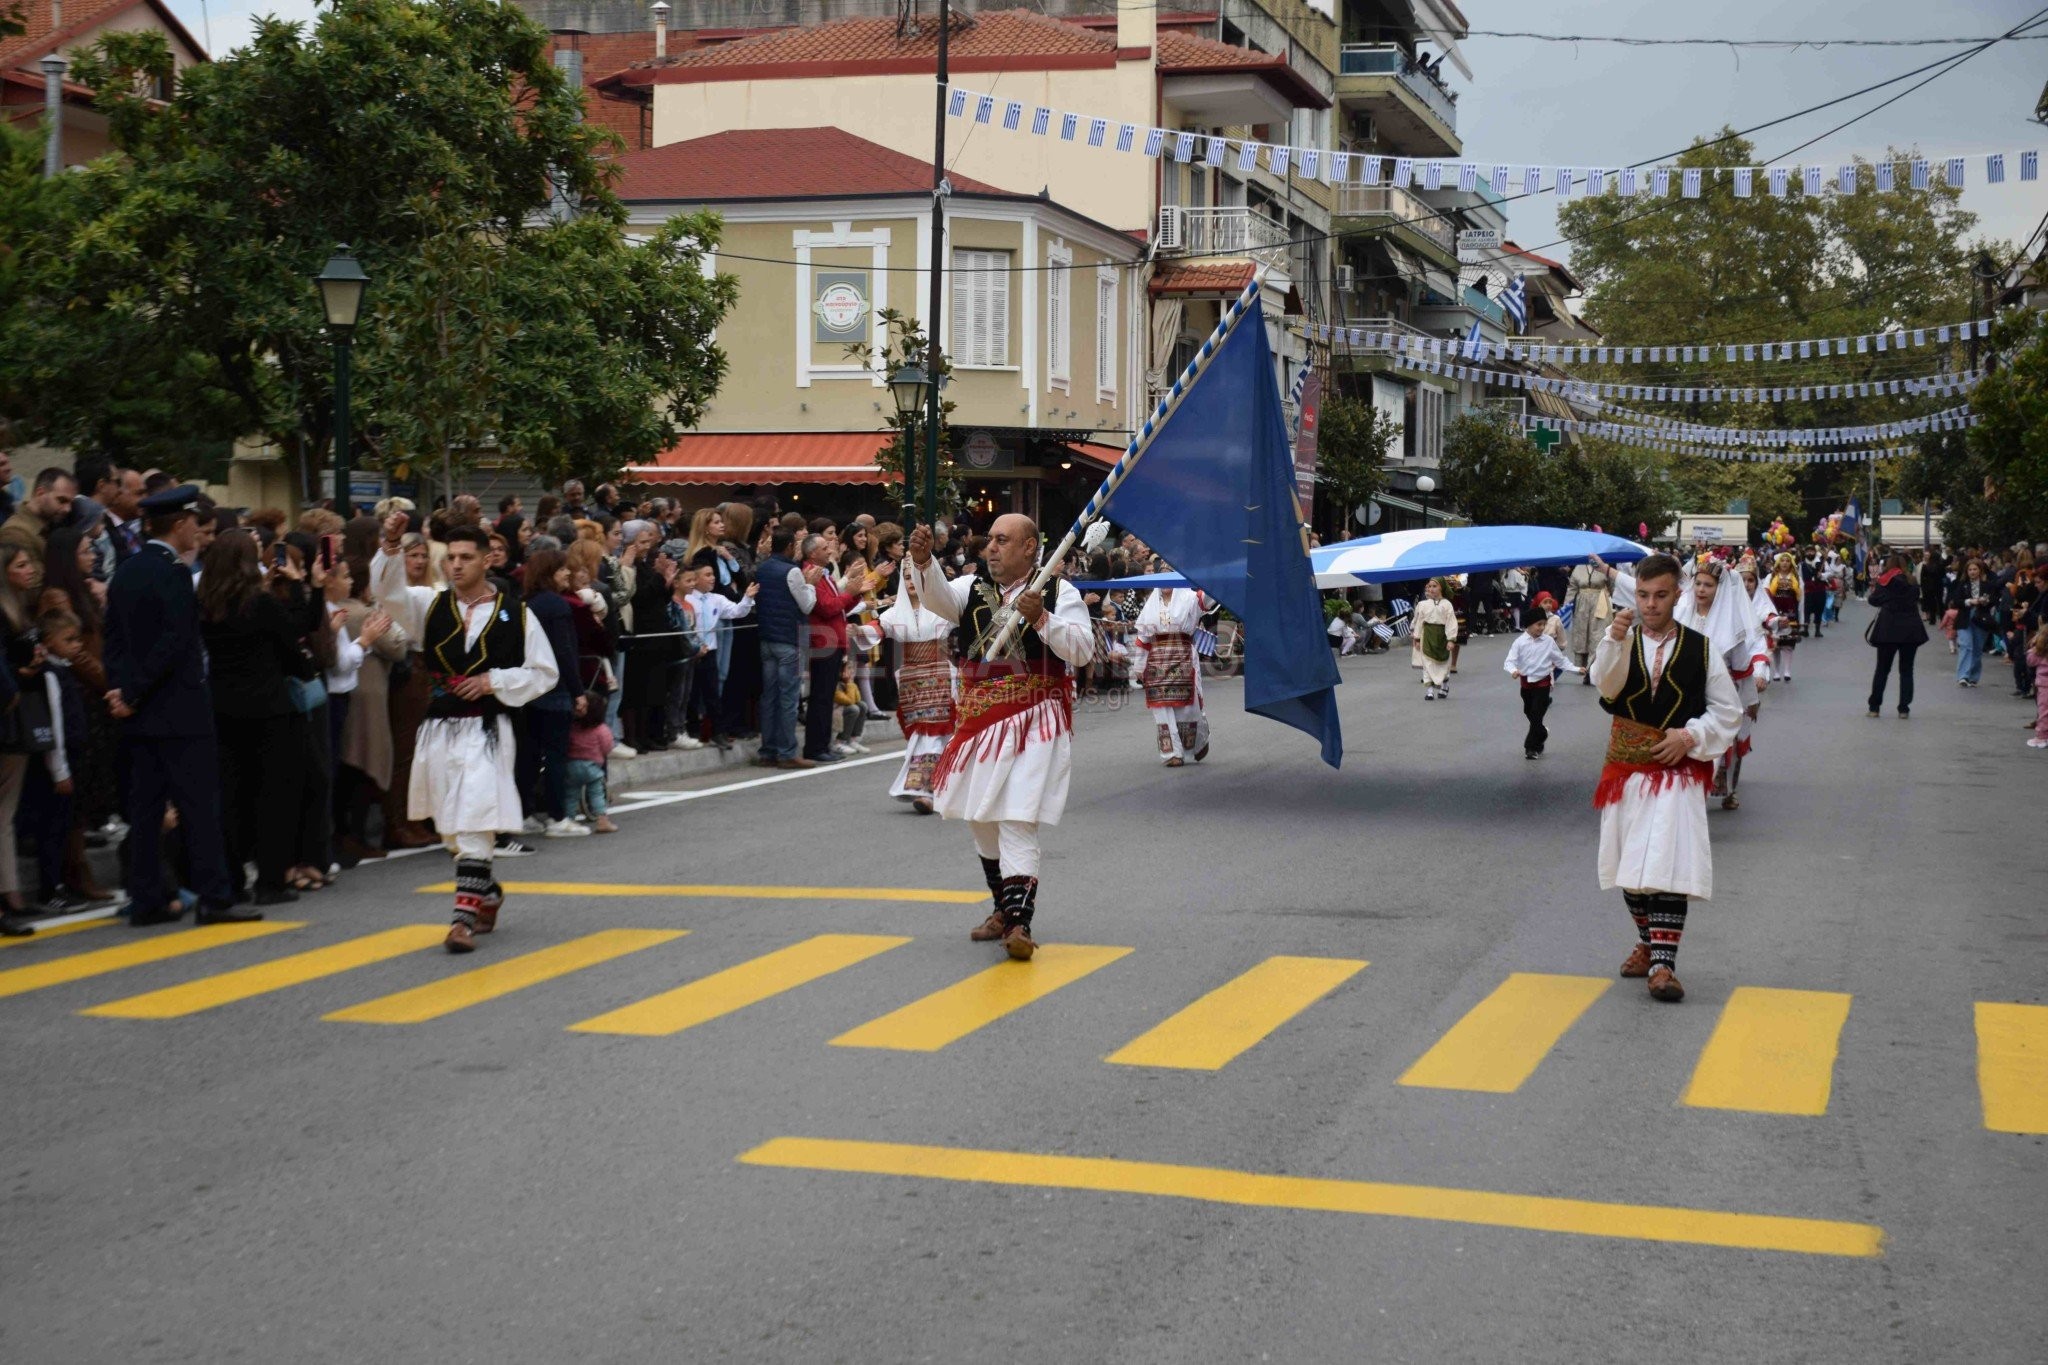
[{"xmin": 1465, "ymin": 29, "xmax": 2048, "ymax": 48}]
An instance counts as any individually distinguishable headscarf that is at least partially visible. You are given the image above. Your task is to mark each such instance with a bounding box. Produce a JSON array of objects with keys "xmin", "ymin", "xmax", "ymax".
[
  {"xmin": 1532, "ymin": 591, "xmax": 1558, "ymax": 610},
  {"xmin": 1685, "ymin": 559, "xmax": 1765, "ymax": 666}
]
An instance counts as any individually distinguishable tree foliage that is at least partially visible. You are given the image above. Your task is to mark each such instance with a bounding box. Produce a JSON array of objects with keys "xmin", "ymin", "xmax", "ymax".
[
  {"xmin": 1442, "ymin": 409, "xmax": 1675, "ymax": 532},
  {"xmin": 846, "ymin": 308, "xmax": 960, "ymax": 514},
  {"xmin": 0, "ymin": 0, "xmax": 736, "ymax": 489},
  {"xmin": 1313, "ymin": 393, "xmax": 1393, "ymax": 528},
  {"xmin": 1554, "ymin": 131, "xmax": 2000, "ymax": 533},
  {"xmin": 1946, "ymin": 308, "xmax": 2048, "ymax": 549}
]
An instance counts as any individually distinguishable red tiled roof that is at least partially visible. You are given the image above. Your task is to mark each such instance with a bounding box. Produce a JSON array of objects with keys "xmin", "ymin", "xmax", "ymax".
[
  {"xmin": 604, "ymin": 9, "xmax": 1325, "ymax": 106},
  {"xmin": 1148, "ymin": 261, "xmax": 1257, "ymax": 297},
  {"xmin": 1502, "ymin": 240, "xmax": 1581, "ymax": 291},
  {"xmin": 613, "ymin": 126, "xmax": 1011, "ymax": 201},
  {"xmin": 627, "ymin": 432, "xmax": 894, "ymax": 486},
  {"xmin": 1064, "ymin": 441, "xmax": 1127, "ymax": 469},
  {"xmin": 2, "ymin": 0, "xmax": 205, "ymax": 70}
]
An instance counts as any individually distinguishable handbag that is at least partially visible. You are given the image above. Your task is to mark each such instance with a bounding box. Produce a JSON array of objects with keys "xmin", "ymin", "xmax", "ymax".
[
  {"xmin": 287, "ymin": 675, "xmax": 328, "ymax": 714},
  {"xmin": 0, "ymin": 687, "xmax": 56, "ymax": 754}
]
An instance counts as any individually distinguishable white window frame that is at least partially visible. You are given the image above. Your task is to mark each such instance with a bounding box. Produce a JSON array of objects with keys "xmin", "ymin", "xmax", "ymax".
[
  {"xmin": 952, "ymin": 247, "xmax": 1014, "ymax": 370},
  {"xmin": 1045, "ymin": 237, "xmax": 1072, "ymax": 393},
  {"xmin": 1095, "ymin": 266, "xmax": 1118, "ymax": 401},
  {"xmin": 793, "ymin": 222, "xmax": 890, "ymax": 388}
]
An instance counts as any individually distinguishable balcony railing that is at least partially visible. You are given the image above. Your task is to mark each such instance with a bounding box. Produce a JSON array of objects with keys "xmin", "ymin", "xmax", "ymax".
[
  {"xmin": 1339, "ymin": 43, "xmax": 1459, "ymax": 133},
  {"xmin": 1159, "ymin": 205, "xmax": 1291, "ymax": 269},
  {"xmin": 1329, "ymin": 315, "xmax": 1433, "ymax": 350},
  {"xmin": 1333, "ymin": 184, "xmax": 1456, "ymax": 255}
]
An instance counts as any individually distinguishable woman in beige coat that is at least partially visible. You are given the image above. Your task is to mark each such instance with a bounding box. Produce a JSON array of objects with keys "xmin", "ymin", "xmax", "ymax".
[{"xmin": 335, "ymin": 573, "xmax": 407, "ymax": 862}]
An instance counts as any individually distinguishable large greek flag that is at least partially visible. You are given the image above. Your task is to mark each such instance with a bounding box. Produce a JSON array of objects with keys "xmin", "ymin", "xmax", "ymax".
[{"xmin": 1502, "ymin": 274, "xmax": 1528, "ymax": 332}]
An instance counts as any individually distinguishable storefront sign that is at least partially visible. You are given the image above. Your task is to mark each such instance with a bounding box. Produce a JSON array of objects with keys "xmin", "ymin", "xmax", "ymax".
[
  {"xmin": 959, "ymin": 429, "xmax": 1012, "ymax": 470},
  {"xmin": 1293, "ymin": 371, "xmax": 1321, "ymax": 507},
  {"xmin": 811, "ymin": 270, "xmax": 871, "ymax": 346}
]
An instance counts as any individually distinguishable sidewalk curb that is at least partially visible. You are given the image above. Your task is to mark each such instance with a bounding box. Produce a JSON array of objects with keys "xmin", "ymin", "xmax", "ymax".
[{"xmin": 609, "ymin": 740, "xmax": 764, "ymax": 795}]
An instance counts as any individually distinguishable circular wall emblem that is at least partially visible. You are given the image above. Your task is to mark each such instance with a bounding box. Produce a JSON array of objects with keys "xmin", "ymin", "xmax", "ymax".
[
  {"xmin": 961, "ymin": 430, "xmax": 1000, "ymax": 469},
  {"xmin": 813, "ymin": 282, "xmax": 867, "ymax": 335}
]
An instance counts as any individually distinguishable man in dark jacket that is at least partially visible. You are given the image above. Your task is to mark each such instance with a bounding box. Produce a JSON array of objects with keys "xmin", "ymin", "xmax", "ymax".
[{"xmin": 103, "ymin": 485, "xmax": 255, "ymax": 927}]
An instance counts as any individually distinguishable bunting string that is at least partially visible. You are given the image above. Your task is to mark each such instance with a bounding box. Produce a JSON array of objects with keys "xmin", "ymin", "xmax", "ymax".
[
  {"xmin": 1362, "ymin": 345, "xmax": 1983, "ymax": 404},
  {"xmin": 1304, "ymin": 317, "xmax": 1999, "ymax": 365},
  {"xmin": 950, "ymin": 87, "xmax": 2041, "ymax": 199}
]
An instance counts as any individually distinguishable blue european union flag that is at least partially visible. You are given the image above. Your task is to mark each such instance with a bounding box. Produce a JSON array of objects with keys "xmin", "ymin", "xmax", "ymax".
[{"xmin": 1098, "ymin": 299, "xmax": 1343, "ymax": 767}]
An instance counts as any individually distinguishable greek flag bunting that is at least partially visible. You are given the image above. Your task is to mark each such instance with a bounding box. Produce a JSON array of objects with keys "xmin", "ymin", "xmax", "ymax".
[{"xmin": 1031, "ymin": 106, "xmax": 1050, "ymax": 135}]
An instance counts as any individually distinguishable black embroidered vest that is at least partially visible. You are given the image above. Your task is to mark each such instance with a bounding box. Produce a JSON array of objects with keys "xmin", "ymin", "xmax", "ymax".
[
  {"xmin": 1599, "ymin": 623, "xmax": 1710, "ymax": 729},
  {"xmin": 952, "ymin": 566, "xmax": 1063, "ymax": 676},
  {"xmin": 423, "ymin": 590, "xmax": 527, "ymax": 720}
]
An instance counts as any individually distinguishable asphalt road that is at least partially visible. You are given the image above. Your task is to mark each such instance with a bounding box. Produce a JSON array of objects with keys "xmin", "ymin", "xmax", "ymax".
[{"xmin": 4, "ymin": 599, "xmax": 2044, "ymax": 1364}]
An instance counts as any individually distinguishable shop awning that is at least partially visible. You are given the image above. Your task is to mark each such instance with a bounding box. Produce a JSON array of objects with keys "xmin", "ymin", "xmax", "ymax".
[
  {"xmin": 1149, "ymin": 261, "xmax": 1259, "ymax": 298},
  {"xmin": 1062, "ymin": 440, "xmax": 1127, "ymax": 470},
  {"xmin": 626, "ymin": 432, "xmax": 892, "ymax": 485}
]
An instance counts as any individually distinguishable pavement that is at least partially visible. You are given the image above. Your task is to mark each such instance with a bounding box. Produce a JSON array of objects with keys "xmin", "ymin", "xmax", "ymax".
[{"xmin": 3, "ymin": 599, "xmax": 2044, "ymax": 1364}]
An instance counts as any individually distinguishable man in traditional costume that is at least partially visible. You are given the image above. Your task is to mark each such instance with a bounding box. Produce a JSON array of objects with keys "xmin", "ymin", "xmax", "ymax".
[
  {"xmin": 1410, "ymin": 578, "xmax": 1458, "ymax": 700},
  {"xmin": 905, "ymin": 515, "xmax": 1094, "ymax": 961},
  {"xmin": 1133, "ymin": 586, "xmax": 1209, "ymax": 765},
  {"xmin": 878, "ymin": 566, "xmax": 957, "ymax": 815},
  {"xmin": 374, "ymin": 522, "xmax": 558, "ymax": 953},
  {"xmin": 1590, "ymin": 553, "xmax": 1741, "ymax": 1003}
]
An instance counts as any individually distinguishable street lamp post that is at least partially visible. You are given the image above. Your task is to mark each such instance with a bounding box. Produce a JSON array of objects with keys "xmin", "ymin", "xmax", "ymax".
[
  {"xmin": 40, "ymin": 53, "xmax": 66, "ymax": 178},
  {"xmin": 1416, "ymin": 473, "xmax": 1436, "ymax": 528},
  {"xmin": 889, "ymin": 364, "xmax": 931, "ymax": 517},
  {"xmin": 315, "ymin": 246, "xmax": 370, "ymax": 513}
]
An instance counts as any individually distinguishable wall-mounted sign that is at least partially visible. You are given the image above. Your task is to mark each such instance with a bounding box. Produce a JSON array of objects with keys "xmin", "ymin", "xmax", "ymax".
[
  {"xmin": 811, "ymin": 270, "xmax": 871, "ymax": 346},
  {"xmin": 959, "ymin": 429, "xmax": 1012, "ymax": 470}
]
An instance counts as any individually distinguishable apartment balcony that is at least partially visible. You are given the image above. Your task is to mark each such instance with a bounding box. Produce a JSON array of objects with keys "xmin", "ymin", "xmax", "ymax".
[
  {"xmin": 1156, "ymin": 204, "xmax": 1293, "ymax": 276},
  {"xmin": 1333, "ymin": 184, "xmax": 1458, "ymax": 267},
  {"xmin": 1337, "ymin": 43, "xmax": 1460, "ymax": 158},
  {"xmin": 1325, "ymin": 314, "xmax": 1442, "ymax": 379},
  {"xmin": 1415, "ymin": 284, "xmax": 1508, "ymax": 336}
]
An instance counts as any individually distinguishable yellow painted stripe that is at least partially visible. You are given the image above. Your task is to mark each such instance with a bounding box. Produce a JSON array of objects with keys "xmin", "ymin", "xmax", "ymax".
[
  {"xmin": 1106, "ymin": 956, "xmax": 1367, "ymax": 1070},
  {"xmin": 326, "ymin": 929, "xmax": 686, "ymax": 1025},
  {"xmin": 1681, "ymin": 987, "xmax": 1853, "ymax": 1116},
  {"xmin": 0, "ymin": 917, "xmax": 115, "ymax": 949},
  {"xmin": 1399, "ymin": 973, "xmax": 1611, "ymax": 1093},
  {"xmin": 415, "ymin": 881, "xmax": 987, "ymax": 904},
  {"xmin": 84, "ymin": 925, "xmax": 446, "ymax": 1019},
  {"xmin": 1976, "ymin": 1002, "xmax": 2048, "ymax": 1134},
  {"xmin": 739, "ymin": 1138, "xmax": 1884, "ymax": 1259},
  {"xmin": 831, "ymin": 944, "xmax": 1132, "ymax": 1052},
  {"xmin": 0, "ymin": 922, "xmax": 301, "ymax": 999},
  {"xmin": 569, "ymin": 933, "xmax": 909, "ymax": 1036}
]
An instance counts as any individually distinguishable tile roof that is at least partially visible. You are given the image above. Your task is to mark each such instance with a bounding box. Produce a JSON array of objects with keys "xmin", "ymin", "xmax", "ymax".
[
  {"xmin": 1148, "ymin": 261, "xmax": 1258, "ymax": 297},
  {"xmin": 1156, "ymin": 28, "xmax": 1326, "ymax": 106},
  {"xmin": 2, "ymin": 0, "xmax": 203, "ymax": 70},
  {"xmin": 613, "ymin": 126, "xmax": 1012, "ymax": 201},
  {"xmin": 626, "ymin": 432, "xmax": 895, "ymax": 486}
]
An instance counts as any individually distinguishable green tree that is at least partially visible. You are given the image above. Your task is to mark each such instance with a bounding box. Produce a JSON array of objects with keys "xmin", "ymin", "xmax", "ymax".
[
  {"xmin": 1546, "ymin": 438, "xmax": 1677, "ymax": 536},
  {"xmin": 0, "ymin": 0, "xmax": 735, "ymax": 489},
  {"xmin": 1313, "ymin": 393, "xmax": 1393, "ymax": 531},
  {"xmin": 1441, "ymin": 407, "xmax": 1546, "ymax": 524},
  {"xmin": 847, "ymin": 308, "xmax": 959, "ymax": 512},
  {"xmin": 1947, "ymin": 308, "xmax": 2048, "ymax": 549}
]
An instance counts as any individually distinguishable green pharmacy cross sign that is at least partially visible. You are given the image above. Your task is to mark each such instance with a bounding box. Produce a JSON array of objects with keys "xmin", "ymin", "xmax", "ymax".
[{"xmin": 1528, "ymin": 426, "xmax": 1563, "ymax": 453}]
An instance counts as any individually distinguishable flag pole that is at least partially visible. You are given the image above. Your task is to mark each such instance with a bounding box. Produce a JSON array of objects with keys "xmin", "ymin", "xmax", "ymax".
[{"xmin": 981, "ymin": 270, "xmax": 1266, "ymax": 661}]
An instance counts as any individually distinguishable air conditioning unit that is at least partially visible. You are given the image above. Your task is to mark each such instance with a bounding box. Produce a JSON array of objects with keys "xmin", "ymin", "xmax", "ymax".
[
  {"xmin": 1334, "ymin": 264, "xmax": 1356, "ymax": 292},
  {"xmin": 1350, "ymin": 113, "xmax": 1378, "ymax": 145},
  {"xmin": 1156, "ymin": 205, "xmax": 1183, "ymax": 250}
]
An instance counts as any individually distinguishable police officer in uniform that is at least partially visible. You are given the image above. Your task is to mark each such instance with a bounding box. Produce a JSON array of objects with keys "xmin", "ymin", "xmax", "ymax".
[{"xmin": 103, "ymin": 485, "xmax": 256, "ymax": 927}]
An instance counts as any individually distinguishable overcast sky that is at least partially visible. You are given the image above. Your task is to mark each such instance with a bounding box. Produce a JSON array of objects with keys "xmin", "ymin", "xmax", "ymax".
[{"xmin": 161, "ymin": 0, "xmax": 2048, "ymax": 265}]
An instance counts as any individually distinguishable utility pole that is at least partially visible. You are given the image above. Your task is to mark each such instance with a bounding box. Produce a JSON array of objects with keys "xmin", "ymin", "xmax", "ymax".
[
  {"xmin": 40, "ymin": 0, "xmax": 65, "ymax": 180},
  {"xmin": 923, "ymin": 0, "xmax": 949, "ymax": 522}
]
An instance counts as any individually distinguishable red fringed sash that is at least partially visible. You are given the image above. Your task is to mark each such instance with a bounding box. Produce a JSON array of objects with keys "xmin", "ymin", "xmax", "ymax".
[
  {"xmin": 929, "ymin": 670, "xmax": 1074, "ymax": 795},
  {"xmin": 1593, "ymin": 716, "xmax": 1714, "ymax": 809}
]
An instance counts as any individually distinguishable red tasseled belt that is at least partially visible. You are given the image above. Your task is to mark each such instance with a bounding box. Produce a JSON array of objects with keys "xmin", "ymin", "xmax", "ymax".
[{"xmin": 1593, "ymin": 716, "xmax": 1714, "ymax": 808}]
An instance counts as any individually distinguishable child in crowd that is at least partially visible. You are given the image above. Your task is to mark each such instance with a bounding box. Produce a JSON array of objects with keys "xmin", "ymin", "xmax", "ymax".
[
  {"xmin": 566, "ymin": 689, "xmax": 618, "ymax": 832},
  {"xmin": 1503, "ymin": 606, "xmax": 1583, "ymax": 760},
  {"xmin": 2027, "ymin": 623, "xmax": 2048, "ymax": 750},
  {"xmin": 26, "ymin": 611, "xmax": 96, "ymax": 910},
  {"xmin": 834, "ymin": 653, "xmax": 870, "ymax": 755},
  {"xmin": 683, "ymin": 563, "xmax": 757, "ymax": 748},
  {"xmin": 663, "ymin": 572, "xmax": 706, "ymax": 752}
]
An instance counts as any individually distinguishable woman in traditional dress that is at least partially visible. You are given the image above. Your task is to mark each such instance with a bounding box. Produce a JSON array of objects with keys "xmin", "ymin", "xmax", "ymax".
[
  {"xmin": 1133, "ymin": 586, "xmax": 1209, "ymax": 765},
  {"xmin": 1411, "ymin": 577, "xmax": 1459, "ymax": 700},
  {"xmin": 1764, "ymin": 552, "xmax": 1804, "ymax": 681},
  {"xmin": 878, "ymin": 565, "xmax": 956, "ymax": 813},
  {"xmin": 1565, "ymin": 559, "xmax": 1615, "ymax": 682}
]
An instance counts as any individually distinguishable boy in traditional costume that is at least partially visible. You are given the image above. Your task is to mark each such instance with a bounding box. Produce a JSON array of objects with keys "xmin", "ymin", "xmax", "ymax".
[
  {"xmin": 1502, "ymin": 606, "xmax": 1581, "ymax": 758},
  {"xmin": 905, "ymin": 516, "xmax": 1094, "ymax": 961},
  {"xmin": 1590, "ymin": 554, "xmax": 1741, "ymax": 1003},
  {"xmin": 1133, "ymin": 586, "xmax": 1209, "ymax": 766},
  {"xmin": 373, "ymin": 521, "xmax": 559, "ymax": 953}
]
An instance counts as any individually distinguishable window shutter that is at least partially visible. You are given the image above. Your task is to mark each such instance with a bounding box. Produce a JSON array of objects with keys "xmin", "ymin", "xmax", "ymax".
[
  {"xmin": 1095, "ymin": 276, "xmax": 1116, "ymax": 394},
  {"xmin": 1047, "ymin": 266, "xmax": 1069, "ymax": 383},
  {"xmin": 952, "ymin": 251, "xmax": 975, "ymax": 366},
  {"xmin": 987, "ymin": 253, "xmax": 1010, "ymax": 367}
]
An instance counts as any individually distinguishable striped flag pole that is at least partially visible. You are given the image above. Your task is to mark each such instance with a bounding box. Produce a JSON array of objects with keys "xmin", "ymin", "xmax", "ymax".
[{"xmin": 981, "ymin": 271, "xmax": 1268, "ymax": 662}]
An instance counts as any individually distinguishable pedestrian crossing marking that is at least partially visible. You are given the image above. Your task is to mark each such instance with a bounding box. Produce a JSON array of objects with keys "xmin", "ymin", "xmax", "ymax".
[
  {"xmin": 0, "ymin": 918, "xmax": 115, "ymax": 950},
  {"xmin": 1681, "ymin": 987, "xmax": 1853, "ymax": 1116},
  {"xmin": 738, "ymin": 1137, "xmax": 1886, "ymax": 1258},
  {"xmin": 82, "ymin": 925, "xmax": 446, "ymax": 1019},
  {"xmin": 1106, "ymin": 955, "xmax": 1367, "ymax": 1071},
  {"xmin": 1975, "ymin": 1001, "xmax": 2048, "ymax": 1134},
  {"xmin": 0, "ymin": 921, "xmax": 302, "ymax": 1000},
  {"xmin": 326, "ymin": 929, "xmax": 687, "ymax": 1025},
  {"xmin": 568, "ymin": 933, "xmax": 910, "ymax": 1037},
  {"xmin": 415, "ymin": 881, "xmax": 987, "ymax": 904},
  {"xmin": 830, "ymin": 945, "xmax": 1133, "ymax": 1052},
  {"xmin": 1398, "ymin": 973, "xmax": 1611, "ymax": 1093}
]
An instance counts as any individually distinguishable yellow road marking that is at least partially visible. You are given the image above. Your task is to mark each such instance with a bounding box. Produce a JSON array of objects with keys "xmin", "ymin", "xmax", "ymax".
[
  {"xmin": 1976, "ymin": 1001, "xmax": 2048, "ymax": 1134},
  {"xmin": 568, "ymin": 933, "xmax": 908, "ymax": 1036},
  {"xmin": 1399, "ymin": 973, "xmax": 1611, "ymax": 1093},
  {"xmin": 831, "ymin": 945, "xmax": 1131, "ymax": 1052},
  {"xmin": 0, "ymin": 917, "xmax": 115, "ymax": 949},
  {"xmin": 415, "ymin": 881, "xmax": 986, "ymax": 904},
  {"xmin": 1106, "ymin": 955, "xmax": 1367, "ymax": 1070},
  {"xmin": 0, "ymin": 922, "xmax": 301, "ymax": 999},
  {"xmin": 1681, "ymin": 987, "xmax": 1853, "ymax": 1116},
  {"xmin": 84, "ymin": 925, "xmax": 446, "ymax": 1019},
  {"xmin": 326, "ymin": 929, "xmax": 686, "ymax": 1024},
  {"xmin": 738, "ymin": 1138, "xmax": 1884, "ymax": 1259}
]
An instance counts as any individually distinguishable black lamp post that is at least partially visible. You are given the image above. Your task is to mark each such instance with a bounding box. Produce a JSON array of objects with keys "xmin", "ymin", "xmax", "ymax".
[
  {"xmin": 316, "ymin": 245, "xmax": 370, "ymax": 512},
  {"xmin": 889, "ymin": 363, "xmax": 930, "ymax": 514}
]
